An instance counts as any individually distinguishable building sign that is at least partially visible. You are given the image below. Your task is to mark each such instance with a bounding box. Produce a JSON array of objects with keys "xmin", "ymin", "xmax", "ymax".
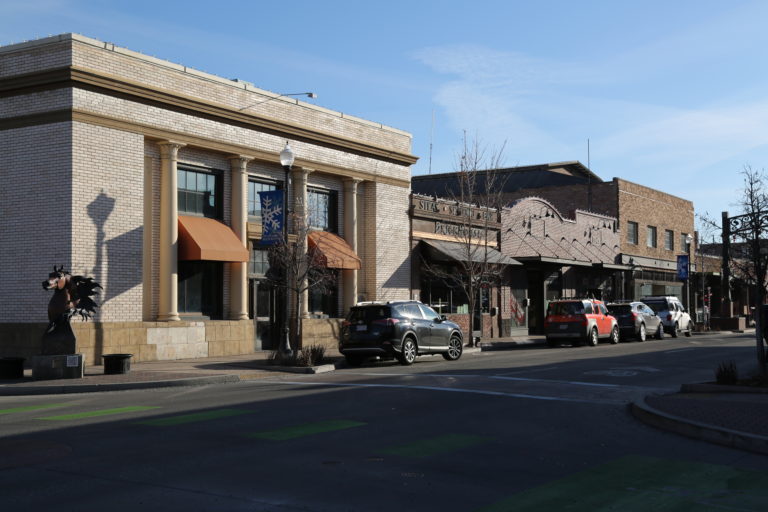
[
  {"xmin": 435, "ymin": 222, "xmax": 486, "ymax": 240},
  {"xmin": 258, "ymin": 190, "xmax": 284, "ymax": 245},
  {"xmin": 677, "ymin": 255, "xmax": 689, "ymax": 280}
]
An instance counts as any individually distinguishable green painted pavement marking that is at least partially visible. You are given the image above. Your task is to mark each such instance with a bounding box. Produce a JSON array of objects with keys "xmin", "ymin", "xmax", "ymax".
[
  {"xmin": 0, "ymin": 404, "xmax": 68, "ymax": 414},
  {"xmin": 248, "ymin": 420, "xmax": 366, "ymax": 440},
  {"xmin": 477, "ymin": 455, "xmax": 768, "ymax": 512},
  {"xmin": 137, "ymin": 408, "xmax": 251, "ymax": 426},
  {"xmin": 39, "ymin": 406, "xmax": 160, "ymax": 421},
  {"xmin": 382, "ymin": 434, "xmax": 491, "ymax": 458}
]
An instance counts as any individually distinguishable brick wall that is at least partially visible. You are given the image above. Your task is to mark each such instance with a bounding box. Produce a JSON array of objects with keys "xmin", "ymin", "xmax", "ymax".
[{"xmin": 1, "ymin": 123, "xmax": 73, "ymax": 323}]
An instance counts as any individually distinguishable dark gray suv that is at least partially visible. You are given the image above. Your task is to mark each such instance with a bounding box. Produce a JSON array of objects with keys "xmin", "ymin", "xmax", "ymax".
[{"xmin": 339, "ymin": 301, "xmax": 463, "ymax": 366}]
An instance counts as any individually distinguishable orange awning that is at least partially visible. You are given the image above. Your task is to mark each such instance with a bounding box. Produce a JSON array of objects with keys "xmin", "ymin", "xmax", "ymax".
[
  {"xmin": 308, "ymin": 231, "xmax": 361, "ymax": 270},
  {"xmin": 178, "ymin": 215, "xmax": 249, "ymax": 262}
]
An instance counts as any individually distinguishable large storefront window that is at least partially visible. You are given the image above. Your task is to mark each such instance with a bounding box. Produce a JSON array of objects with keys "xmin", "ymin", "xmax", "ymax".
[
  {"xmin": 178, "ymin": 168, "xmax": 220, "ymax": 218},
  {"xmin": 308, "ymin": 271, "xmax": 338, "ymax": 317},
  {"xmin": 420, "ymin": 271, "xmax": 469, "ymax": 314},
  {"xmin": 247, "ymin": 180, "xmax": 279, "ymax": 220},
  {"xmin": 308, "ymin": 188, "xmax": 337, "ymax": 232},
  {"xmin": 178, "ymin": 261, "xmax": 222, "ymax": 319},
  {"xmin": 249, "ymin": 246, "xmax": 270, "ymax": 276}
]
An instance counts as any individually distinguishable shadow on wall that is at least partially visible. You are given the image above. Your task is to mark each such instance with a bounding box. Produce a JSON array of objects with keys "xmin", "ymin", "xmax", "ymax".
[{"xmin": 86, "ymin": 191, "xmax": 142, "ymax": 363}]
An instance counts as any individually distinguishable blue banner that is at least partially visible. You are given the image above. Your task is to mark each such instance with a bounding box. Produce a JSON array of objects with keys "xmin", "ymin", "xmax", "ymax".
[
  {"xmin": 677, "ymin": 255, "xmax": 689, "ymax": 280},
  {"xmin": 258, "ymin": 190, "xmax": 285, "ymax": 245}
]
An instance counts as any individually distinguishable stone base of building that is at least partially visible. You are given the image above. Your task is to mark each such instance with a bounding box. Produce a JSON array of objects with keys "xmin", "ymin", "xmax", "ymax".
[
  {"xmin": 32, "ymin": 354, "xmax": 85, "ymax": 380},
  {"xmin": 0, "ymin": 320, "xmax": 258, "ymax": 366}
]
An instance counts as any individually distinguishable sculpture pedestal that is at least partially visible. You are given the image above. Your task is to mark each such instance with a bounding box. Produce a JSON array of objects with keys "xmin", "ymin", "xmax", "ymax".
[
  {"xmin": 40, "ymin": 322, "xmax": 76, "ymax": 355},
  {"xmin": 32, "ymin": 354, "xmax": 84, "ymax": 381}
]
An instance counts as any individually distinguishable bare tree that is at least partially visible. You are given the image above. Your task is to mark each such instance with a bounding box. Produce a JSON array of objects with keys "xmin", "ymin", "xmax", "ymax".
[
  {"xmin": 701, "ymin": 166, "xmax": 768, "ymax": 374},
  {"xmin": 421, "ymin": 133, "xmax": 509, "ymax": 346},
  {"xmin": 264, "ymin": 213, "xmax": 337, "ymax": 353}
]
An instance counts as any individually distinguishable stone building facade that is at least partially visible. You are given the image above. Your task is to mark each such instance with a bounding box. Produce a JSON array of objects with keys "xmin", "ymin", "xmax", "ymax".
[{"xmin": 0, "ymin": 34, "xmax": 415, "ymax": 363}]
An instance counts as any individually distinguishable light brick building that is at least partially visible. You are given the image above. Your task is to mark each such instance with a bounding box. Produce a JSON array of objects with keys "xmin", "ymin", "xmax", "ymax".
[{"xmin": 0, "ymin": 34, "xmax": 415, "ymax": 363}]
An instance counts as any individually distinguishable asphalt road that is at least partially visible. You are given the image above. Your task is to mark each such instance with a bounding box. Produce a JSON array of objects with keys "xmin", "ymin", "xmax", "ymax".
[{"xmin": 2, "ymin": 332, "xmax": 767, "ymax": 511}]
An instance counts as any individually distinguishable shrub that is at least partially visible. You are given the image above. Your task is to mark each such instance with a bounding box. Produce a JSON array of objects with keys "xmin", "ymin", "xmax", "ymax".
[
  {"xmin": 269, "ymin": 344, "xmax": 326, "ymax": 367},
  {"xmin": 715, "ymin": 361, "xmax": 739, "ymax": 385},
  {"xmin": 297, "ymin": 344, "xmax": 326, "ymax": 367}
]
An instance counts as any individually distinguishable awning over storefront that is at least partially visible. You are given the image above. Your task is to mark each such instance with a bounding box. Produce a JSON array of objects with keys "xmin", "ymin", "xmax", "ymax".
[
  {"xmin": 308, "ymin": 231, "xmax": 361, "ymax": 269},
  {"xmin": 178, "ymin": 215, "xmax": 249, "ymax": 262},
  {"xmin": 513, "ymin": 256, "xmax": 595, "ymax": 268},
  {"xmin": 421, "ymin": 239, "xmax": 521, "ymax": 266}
]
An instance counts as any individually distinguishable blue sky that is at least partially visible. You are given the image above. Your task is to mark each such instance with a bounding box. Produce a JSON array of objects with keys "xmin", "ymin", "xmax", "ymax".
[{"xmin": 3, "ymin": 0, "xmax": 768, "ymax": 221}]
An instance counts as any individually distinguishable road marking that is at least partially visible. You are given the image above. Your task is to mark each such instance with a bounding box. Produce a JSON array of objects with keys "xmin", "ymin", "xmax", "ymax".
[
  {"xmin": 248, "ymin": 419, "xmax": 366, "ymax": 441},
  {"xmin": 663, "ymin": 348, "xmax": 696, "ymax": 354},
  {"xmin": 491, "ymin": 376, "xmax": 621, "ymax": 387},
  {"xmin": 137, "ymin": 408, "xmax": 251, "ymax": 426},
  {"xmin": 382, "ymin": 434, "xmax": 490, "ymax": 458},
  {"xmin": 271, "ymin": 381, "xmax": 626, "ymax": 404},
  {"xmin": 476, "ymin": 455, "xmax": 768, "ymax": 512},
  {"xmin": 38, "ymin": 406, "xmax": 160, "ymax": 421},
  {"xmin": 0, "ymin": 404, "xmax": 68, "ymax": 414}
]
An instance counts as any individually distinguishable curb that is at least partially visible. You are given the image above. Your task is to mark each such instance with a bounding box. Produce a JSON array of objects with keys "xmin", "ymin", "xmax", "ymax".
[
  {"xmin": 681, "ymin": 382, "xmax": 768, "ymax": 394},
  {"xmin": 630, "ymin": 397, "xmax": 768, "ymax": 456},
  {"xmin": 480, "ymin": 340, "xmax": 546, "ymax": 351}
]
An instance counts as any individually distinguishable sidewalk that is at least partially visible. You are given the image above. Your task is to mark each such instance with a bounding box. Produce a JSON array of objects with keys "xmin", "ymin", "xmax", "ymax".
[{"xmin": 2, "ymin": 332, "xmax": 766, "ymax": 456}]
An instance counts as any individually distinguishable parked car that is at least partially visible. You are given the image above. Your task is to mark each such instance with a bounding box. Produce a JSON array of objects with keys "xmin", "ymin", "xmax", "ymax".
[
  {"xmin": 339, "ymin": 300, "xmax": 463, "ymax": 366},
  {"xmin": 606, "ymin": 301, "xmax": 664, "ymax": 342},
  {"xmin": 641, "ymin": 296, "xmax": 694, "ymax": 337},
  {"xmin": 544, "ymin": 298, "xmax": 619, "ymax": 347}
]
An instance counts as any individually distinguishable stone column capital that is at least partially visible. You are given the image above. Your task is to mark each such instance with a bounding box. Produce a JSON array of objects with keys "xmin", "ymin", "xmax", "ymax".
[
  {"xmin": 157, "ymin": 140, "xmax": 186, "ymax": 158},
  {"xmin": 228, "ymin": 154, "xmax": 254, "ymax": 171}
]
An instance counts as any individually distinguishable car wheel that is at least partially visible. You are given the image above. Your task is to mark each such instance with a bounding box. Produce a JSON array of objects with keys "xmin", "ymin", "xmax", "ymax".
[
  {"xmin": 610, "ymin": 326, "xmax": 620, "ymax": 345},
  {"xmin": 344, "ymin": 354, "xmax": 364, "ymax": 367},
  {"xmin": 684, "ymin": 321, "xmax": 693, "ymax": 337},
  {"xmin": 637, "ymin": 323, "xmax": 646, "ymax": 342},
  {"xmin": 398, "ymin": 337, "xmax": 417, "ymax": 365},
  {"xmin": 671, "ymin": 322, "xmax": 679, "ymax": 338},
  {"xmin": 655, "ymin": 323, "xmax": 664, "ymax": 339},
  {"xmin": 587, "ymin": 327, "xmax": 599, "ymax": 347},
  {"xmin": 443, "ymin": 335, "xmax": 463, "ymax": 361}
]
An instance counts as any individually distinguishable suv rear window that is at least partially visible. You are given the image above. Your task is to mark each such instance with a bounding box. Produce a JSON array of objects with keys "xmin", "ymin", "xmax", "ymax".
[
  {"xmin": 643, "ymin": 300, "xmax": 667, "ymax": 313},
  {"xmin": 348, "ymin": 306, "xmax": 392, "ymax": 322},
  {"xmin": 548, "ymin": 302, "xmax": 585, "ymax": 315},
  {"xmin": 607, "ymin": 304, "xmax": 631, "ymax": 314}
]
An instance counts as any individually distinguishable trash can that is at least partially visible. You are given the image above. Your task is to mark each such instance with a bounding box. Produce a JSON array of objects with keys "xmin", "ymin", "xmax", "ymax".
[
  {"xmin": 0, "ymin": 357, "xmax": 25, "ymax": 379},
  {"xmin": 103, "ymin": 353, "xmax": 133, "ymax": 375}
]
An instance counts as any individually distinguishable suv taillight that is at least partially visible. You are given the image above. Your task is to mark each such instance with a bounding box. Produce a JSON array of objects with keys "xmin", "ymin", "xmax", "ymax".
[
  {"xmin": 632, "ymin": 312, "xmax": 638, "ymax": 322},
  {"xmin": 342, "ymin": 320, "xmax": 351, "ymax": 328},
  {"xmin": 667, "ymin": 313, "xmax": 672, "ymax": 322}
]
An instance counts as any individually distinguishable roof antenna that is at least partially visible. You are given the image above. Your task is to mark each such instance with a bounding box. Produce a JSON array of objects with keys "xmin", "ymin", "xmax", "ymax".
[{"xmin": 428, "ymin": 109, "xmax": 435, "ymax": 174}]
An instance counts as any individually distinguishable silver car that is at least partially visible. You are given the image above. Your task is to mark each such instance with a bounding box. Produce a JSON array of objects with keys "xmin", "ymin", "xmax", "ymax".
[{"xmin": 641, "ymin": 296, "xmax": 693, "ymax": 337}]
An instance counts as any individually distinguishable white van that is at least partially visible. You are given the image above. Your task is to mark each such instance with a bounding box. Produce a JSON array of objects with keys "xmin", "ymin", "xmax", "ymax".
[{"xmin": 641, "ymin": 296, "xmax": 694, "ymax": 337}]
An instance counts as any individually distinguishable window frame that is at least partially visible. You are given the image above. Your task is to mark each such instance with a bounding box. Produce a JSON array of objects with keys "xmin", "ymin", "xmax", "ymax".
[
  {"xmin": 627, "ymin": 221, "xmax": 638, "ymax": 245},
  {"xmin": 178, "ymin": 166, "xmax": 222, "ymax": 219},
  {"xmin": 664, "ymin": 229, "xmax": 674, "ymax": 251},
  {"xmin": 247, "ymin": 178, "xmax": 281, "ymax": 221},
  {"xmin": 647, "ymin": 225, "xmax": 657, "ymax": 248},
  {"xmin": 307, "ymin": 187, "xmax": 338, "ymax": 232}
]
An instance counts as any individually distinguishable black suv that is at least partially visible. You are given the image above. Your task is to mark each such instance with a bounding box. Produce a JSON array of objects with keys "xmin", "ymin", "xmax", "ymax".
[{"xmin": 339, "ymin": 301, "xmax": 463, "ymax": 366}]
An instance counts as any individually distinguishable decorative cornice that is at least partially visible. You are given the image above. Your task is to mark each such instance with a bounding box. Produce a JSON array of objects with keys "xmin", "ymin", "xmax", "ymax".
[
  {"xmin": 0, "ymin": 108, "xmax": 410, "ymax": 188},
  {"xmin": 0, "ymin": 66, "xmax": 418, "ymax": 167}
]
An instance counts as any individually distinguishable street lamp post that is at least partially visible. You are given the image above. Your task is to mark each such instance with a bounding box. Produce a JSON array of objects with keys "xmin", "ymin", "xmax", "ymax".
[
  {"xmin": 279, "ymin": 142, "xmax": 295, "ymax": 357},
  {"xmin": 686, "ymin": 233, "xmax": 693, "ymax": 318}
]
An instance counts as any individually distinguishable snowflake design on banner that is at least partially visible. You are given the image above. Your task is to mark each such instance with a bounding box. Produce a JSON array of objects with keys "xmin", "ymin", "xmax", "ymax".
[{"xmin": 261, "ymin": 195, "xmax": 282, "ymax": 232}]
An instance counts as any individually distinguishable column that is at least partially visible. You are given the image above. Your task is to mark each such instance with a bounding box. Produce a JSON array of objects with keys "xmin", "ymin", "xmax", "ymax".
[
  {"xmin": 292, "ymin": 167, "xmax": 312, "ymax": 319},
  {"xmin": 158, "ymin": 141, "xmax": 186, "ymax": 322},
  {"xmin": 229, "ymin": 155, "xmax": 252, "ymax": 320},
  {"xmin": 343, "ymin": 178, "xmax": 361, "ymax": 313}
]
